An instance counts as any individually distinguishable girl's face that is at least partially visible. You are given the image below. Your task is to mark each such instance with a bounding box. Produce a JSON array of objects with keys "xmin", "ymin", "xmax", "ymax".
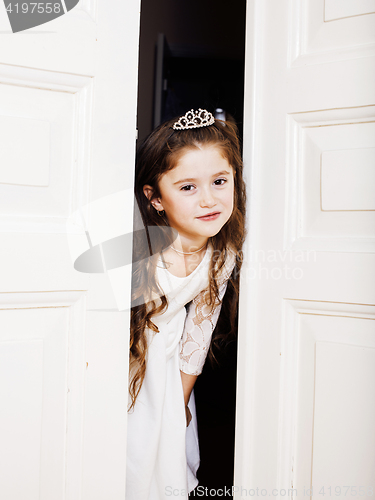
[{"xmin": 144, "ymin": 144, "xmax": 234, "ymax": 245}]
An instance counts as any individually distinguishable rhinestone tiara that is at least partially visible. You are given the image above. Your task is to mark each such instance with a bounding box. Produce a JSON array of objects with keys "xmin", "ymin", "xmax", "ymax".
[{"xmin": 172, "ymin": 108, "xmax": 215, "ymax": 130}]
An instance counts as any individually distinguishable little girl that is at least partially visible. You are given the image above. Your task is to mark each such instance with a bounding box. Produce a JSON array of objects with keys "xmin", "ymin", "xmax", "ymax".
[{"xmin": 126, "ymin": 109, "xmax": 246, "ymax": 500}]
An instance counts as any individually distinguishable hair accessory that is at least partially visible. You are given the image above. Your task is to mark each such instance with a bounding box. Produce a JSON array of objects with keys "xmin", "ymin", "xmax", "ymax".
[{"xmin": 173, "ymin": 108, "xmax": 215, "ymax": 130}]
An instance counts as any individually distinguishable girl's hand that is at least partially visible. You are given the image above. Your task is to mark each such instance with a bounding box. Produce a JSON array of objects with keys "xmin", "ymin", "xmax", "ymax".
[{"xmin": 185, "ymin": 405, "xmax": 192, "ymax": 427}]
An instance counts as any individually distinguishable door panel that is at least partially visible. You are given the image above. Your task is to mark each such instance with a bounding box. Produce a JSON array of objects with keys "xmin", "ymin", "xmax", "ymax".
[
  {"xmin": 286, "ymin": 109, "xmax": 375, "ymax": 252},
  {"xmin": 0, "ymin": 2, "xmax": 140, "ymax": 499},
  {"xmin": 0, "ymin": 292, "xmax": 85, "ymax": 499},
  {"xmin": 290, "ymin": 0, "xmax": 375, "ymax": 64},
  {"xmin": 236, "ymin": 0, "xmax": 375, "ymax": 497}
]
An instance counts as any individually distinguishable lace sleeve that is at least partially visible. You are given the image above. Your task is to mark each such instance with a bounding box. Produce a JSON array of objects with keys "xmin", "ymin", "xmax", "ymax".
[
  {"xmin": 179, "ymin": 280, "xmax": 229, "ymax": 376},
  {"xmin": 179, "ymin": 245, "xmax": 237, "ymax": 375}
]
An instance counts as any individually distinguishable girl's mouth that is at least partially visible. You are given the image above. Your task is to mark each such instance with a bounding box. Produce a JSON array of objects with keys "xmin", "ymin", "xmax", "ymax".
[{"xmin": 196, "ymin": 212, "xmax": 220, "ymax": 221}]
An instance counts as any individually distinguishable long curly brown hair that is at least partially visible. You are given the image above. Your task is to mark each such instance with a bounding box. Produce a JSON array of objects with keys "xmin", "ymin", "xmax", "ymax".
[{"xmin": 129, "ymin": 115, "xmax": 247, "ymax": 411}]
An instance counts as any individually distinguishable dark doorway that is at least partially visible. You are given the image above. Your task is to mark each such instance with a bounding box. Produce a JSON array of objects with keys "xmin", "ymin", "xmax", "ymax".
[
  {"xmin": 137, "ymin": 0, "xmax": 247, "ymax": 144},
  {"xmin": 136, "ymin": 1, "xmax": 246, "ymax": 496}
]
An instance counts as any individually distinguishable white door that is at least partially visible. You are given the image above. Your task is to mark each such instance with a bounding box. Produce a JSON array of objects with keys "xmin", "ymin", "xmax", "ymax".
[
  {"xmin": 236, "ymin": 0, "xmax": 375, "ymax": 498},
  {"xmin": 0, "ymin": 2, "xmax": 140, "ymax": 499}
]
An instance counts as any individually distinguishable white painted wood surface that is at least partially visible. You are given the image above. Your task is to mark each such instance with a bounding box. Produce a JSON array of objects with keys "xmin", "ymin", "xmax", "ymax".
[
  {"xmin": 236, "ymin": 1, "xmax": 375, "ymax": 499},
  {"xmin": 0, "ymin": 2, "xmax": 140, "ymax": 499}
]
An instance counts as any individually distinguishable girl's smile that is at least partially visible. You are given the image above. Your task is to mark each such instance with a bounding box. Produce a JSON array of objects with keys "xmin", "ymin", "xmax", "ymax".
[
  {"xmin": 196, "ymin": 211, "xmax": 221, "ymax": 221},
  {"xmin": 144, "ymin": 144, "xmax": 234, "ymax": 250}
]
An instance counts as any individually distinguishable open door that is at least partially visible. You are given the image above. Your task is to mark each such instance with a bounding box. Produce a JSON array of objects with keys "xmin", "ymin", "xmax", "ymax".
[
  {"xmin": 0, "ymin": 2, "xmax": 140, "ymax": 499},
  {"xmin": 236, "ymin": 0, "xmax": 375, "ymax": 496}
]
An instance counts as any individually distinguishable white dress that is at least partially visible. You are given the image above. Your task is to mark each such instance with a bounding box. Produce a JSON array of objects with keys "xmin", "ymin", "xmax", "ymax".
[{"xmin": 126, "ymin": 242, "xmax": 236, "ymax": 500}]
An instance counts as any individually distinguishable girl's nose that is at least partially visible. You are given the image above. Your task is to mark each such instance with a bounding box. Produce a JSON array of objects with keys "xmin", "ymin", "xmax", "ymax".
[{"xmin": 199, "ymin": 187, "xmax": 216, "ymax": 208}]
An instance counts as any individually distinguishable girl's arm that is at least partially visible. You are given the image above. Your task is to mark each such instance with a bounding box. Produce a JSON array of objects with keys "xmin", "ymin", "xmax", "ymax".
[
  {"xmin": 180, "ymin": 371, "xmax": 197, "ymax": 427},
  {"xmin": 179, "ymin": 280, "xmax": 229, "ymax": 377},
  {"xmin": 179, "ymin": 281, "xmax": 230, "ymax": 427},
  {"xmin": 180, "ymin": 371, "xmax": 197, "ymax": 406},
  {"xmin": 179, "ymin": 248, "xmax": 237, "ymax": 425}
]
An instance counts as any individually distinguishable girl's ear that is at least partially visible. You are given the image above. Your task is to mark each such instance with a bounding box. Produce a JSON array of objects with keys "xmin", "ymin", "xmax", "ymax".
[{"xmin": 143, "ymin": 185, "xmax": 164, "ymax": 211}]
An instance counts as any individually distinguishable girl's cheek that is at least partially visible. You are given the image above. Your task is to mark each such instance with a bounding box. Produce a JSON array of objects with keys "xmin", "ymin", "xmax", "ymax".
[{"xmin": 225, "ymin": 189, "xmax": 235, "ymax": 206}]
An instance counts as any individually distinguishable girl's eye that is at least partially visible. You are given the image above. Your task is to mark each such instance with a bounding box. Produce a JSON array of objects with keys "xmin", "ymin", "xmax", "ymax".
[
  {"xmin": 180, "ymin": 179, "xmax": 227, "ymax": 191},
  {"xmin": 214, "ymin": 178, "xmax": 227, "ymax": 186}
]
